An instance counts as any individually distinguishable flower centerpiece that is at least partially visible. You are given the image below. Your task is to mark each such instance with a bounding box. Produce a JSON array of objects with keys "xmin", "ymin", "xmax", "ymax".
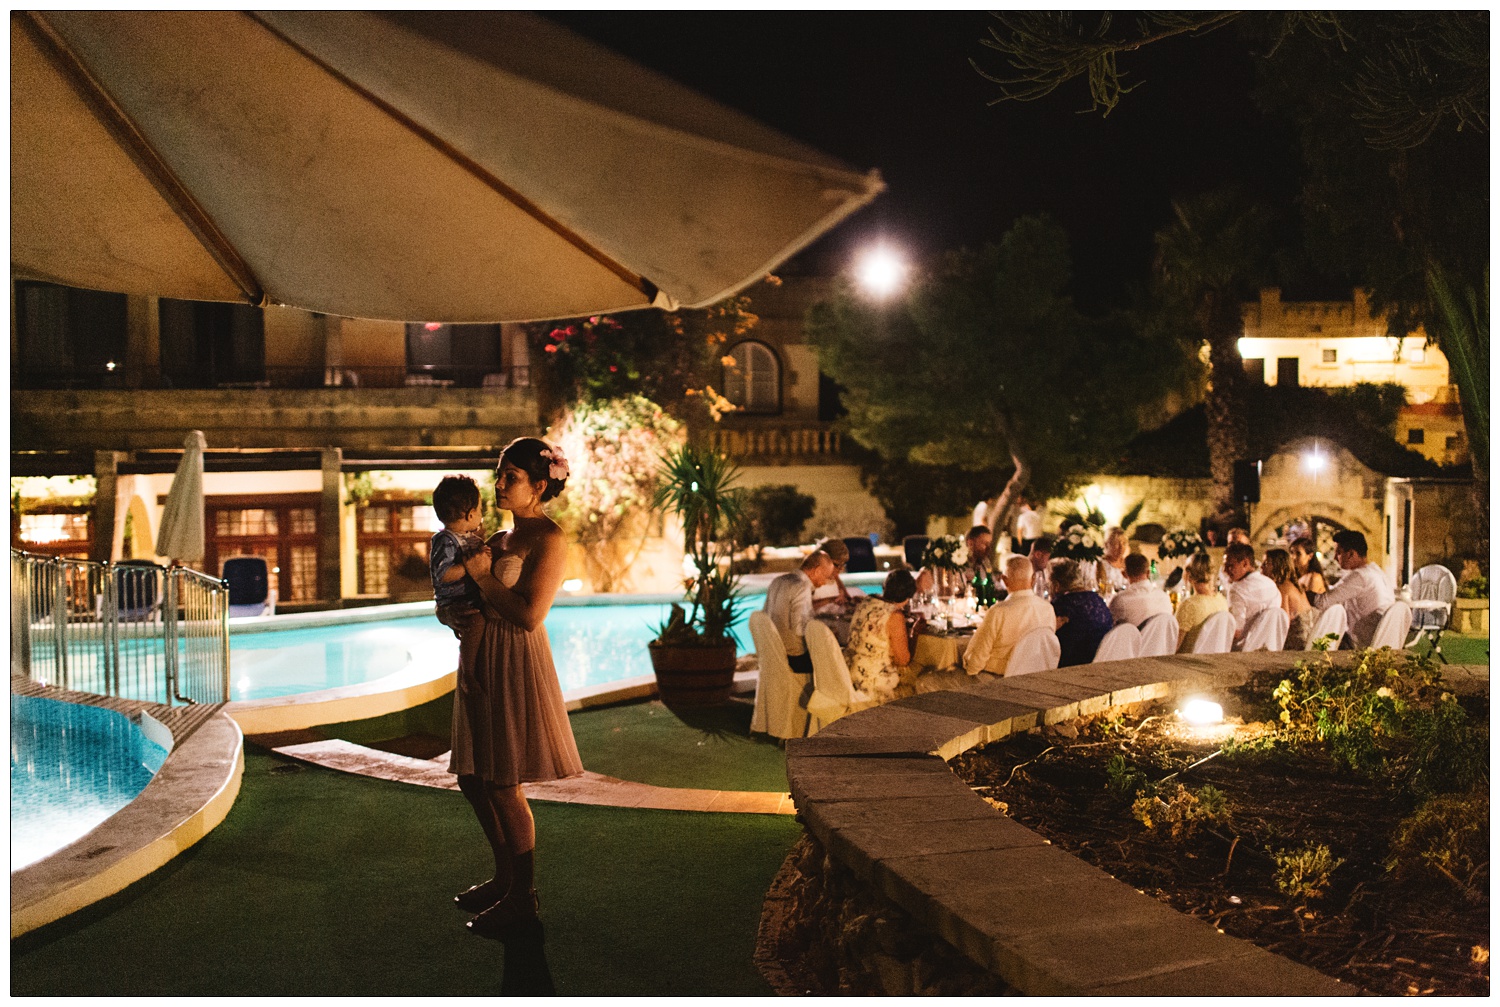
[
  {"xmin": 921, "ymin": 534, "xmax": 971, "ymax": 598},
  {"xmin": 1051, "ymin": 524, "xmax": 1104, "ymax": 563},
  {"xmin": 1158, "ymin": 529, "xmax": 1207, "ymax": 560},
  {"xmin": 921, "ymin": 534, "xmax": 970, "ymax": 572}
]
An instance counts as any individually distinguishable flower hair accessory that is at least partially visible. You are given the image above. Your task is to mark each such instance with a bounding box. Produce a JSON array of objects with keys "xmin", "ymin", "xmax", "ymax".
[{"xmin": 540, "ymin": 444, "xmax": 570, "ymax": 481}]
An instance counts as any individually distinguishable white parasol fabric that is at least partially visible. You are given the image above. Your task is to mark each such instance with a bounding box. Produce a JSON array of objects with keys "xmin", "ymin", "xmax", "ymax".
[
  {"xmin": 154, "ymin": 430, "xmax": 207, "ymax": 563},
  {"xmin": 11, "ymin": 11, "xmax": 884, "ymax": 323}
]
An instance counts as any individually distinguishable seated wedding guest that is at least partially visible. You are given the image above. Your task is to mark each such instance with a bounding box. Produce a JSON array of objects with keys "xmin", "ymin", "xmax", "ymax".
[
  {"xmin": 1290, "ymin": 536, "xmax": 1328, "ymax": 600},
  {"xmin": 1314, "ymin": 530, "xmax": 1394, "ymax": 648},
  {"xmin": 844, "ymin": 569, "xmax": 925, "ymax": 704},
  {"xmin": 1051, "ymin": 559, "xmax": 1114, "ymax": 667},
  {"xmin": 1262, "ymin": 547, "xmax": 1313, "ymax": 649},
  {"xmin": 960, "ymin": 525, "xmax": 995, "ymax": 583},
  {"xmin": 764, "ymin": 551, "xmax": 836, "ymax": 675},
  {"xmin": 1099, "ymin": 527, "xmax": 1129, "ymax": 595},
  {"xmin": 1223, "ymin": 542, "xmax": 1281, "ymax": 648},
  {"xmin": 1109, "ymin": 553, "xmax": 1173, "ymax": 626},
  {"xmin": 961, "ymin": 555, "xmax": 1055, "ymax": 677},
  {"xmin": 1175, "ymin": 553, "xmax": 1228, "ymax": 652},
  {"xmin": 1028, "ymin": 536, "xmax": 1054, "ymax": 598},
  {"xmin": 1227, "ymin": 528, "xmax": 1251, "ymax": 546},
  {"xmin": 811, "ymin": 538, "xmax": 858, "ymax": 612}
]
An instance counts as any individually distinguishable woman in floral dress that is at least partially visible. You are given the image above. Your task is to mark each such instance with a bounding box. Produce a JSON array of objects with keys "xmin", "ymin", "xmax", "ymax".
[{"xmin": 843, "ymin": 569, "xmax": 923, "ymax": 704}]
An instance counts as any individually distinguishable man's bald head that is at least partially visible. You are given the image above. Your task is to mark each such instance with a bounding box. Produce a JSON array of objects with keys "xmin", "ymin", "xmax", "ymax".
[{"xmin": 1002, "ymin": 554, "xmax": 1034, "ymax": 592}]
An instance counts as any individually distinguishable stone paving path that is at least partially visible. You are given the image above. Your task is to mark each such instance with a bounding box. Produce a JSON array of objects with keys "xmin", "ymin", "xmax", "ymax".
[{"xmin": 267, "ymin": 737, "xmax": 795, "ymax": 815}]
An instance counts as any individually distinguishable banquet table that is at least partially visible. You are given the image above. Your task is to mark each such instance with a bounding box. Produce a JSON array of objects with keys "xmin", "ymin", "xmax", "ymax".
[{"xmin": 911, "ymin": 627, "xmax": 974, "ymax": 672}]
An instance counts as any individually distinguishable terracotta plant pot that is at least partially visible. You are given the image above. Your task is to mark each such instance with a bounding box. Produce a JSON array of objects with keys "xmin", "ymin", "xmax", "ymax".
[{"xmin": 648, "ymin": 640, "xmax": 738, "ymax": 708}]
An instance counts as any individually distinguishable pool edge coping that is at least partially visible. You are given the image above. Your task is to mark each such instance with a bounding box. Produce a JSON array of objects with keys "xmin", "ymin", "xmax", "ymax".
[{"xmin": 11, "ymin": 700, "xmax": 245, "ymax": 938}]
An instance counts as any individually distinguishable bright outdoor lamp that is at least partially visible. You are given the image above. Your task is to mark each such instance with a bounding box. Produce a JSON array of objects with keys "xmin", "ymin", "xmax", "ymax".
[
  {"xmin": 1303, "ymin": 443, "xmax": 1328, "ymax": 474},
  {"xmin": 1178, "ymin": 699, "xmax": 1224, "ymax": 725},
  {"xmin": 855, "ymin": 246, "xmax": 907, "ymax": 298}
]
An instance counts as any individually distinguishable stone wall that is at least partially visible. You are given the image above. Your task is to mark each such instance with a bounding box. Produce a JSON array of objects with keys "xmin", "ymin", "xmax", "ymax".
[{"xmin": 12, "ymin": 387, "xmax": 537, "ymax": 452}]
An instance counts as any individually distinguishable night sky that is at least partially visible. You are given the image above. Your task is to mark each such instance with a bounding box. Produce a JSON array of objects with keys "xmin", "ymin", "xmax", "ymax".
[{"xmin": 546, "ymin": 12, "xmax": 1304, "ymax": 311}]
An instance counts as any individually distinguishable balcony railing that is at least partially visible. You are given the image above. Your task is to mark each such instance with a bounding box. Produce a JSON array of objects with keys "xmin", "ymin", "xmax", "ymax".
[
  {"xmin": 11, "ymin": 364, "xmax": 531, "ymax": 391},
  {"xmin": 707, "ymin": 423, "xmax": 843, "ymax": 460}
]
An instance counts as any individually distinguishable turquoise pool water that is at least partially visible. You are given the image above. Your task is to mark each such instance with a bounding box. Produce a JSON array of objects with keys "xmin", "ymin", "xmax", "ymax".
[
  {"xmin": 11, "ymin": 695, "xmax": 169, "ymax": 871},
  {"xmin": 227, "ymin": 604, "xmax": 754, "ymax": 702}
]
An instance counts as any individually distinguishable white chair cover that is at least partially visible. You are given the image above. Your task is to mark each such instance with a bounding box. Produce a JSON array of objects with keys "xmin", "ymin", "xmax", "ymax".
[
  {"xmin": 1191, "ymin": 611, "xmax": 1236, "ymax": 654},
  {"xmin": 1306, "ymin": 604, "xmax": 1348, "ymax": 650},
  {"xmin": 1005, "ymin": 626, "xmax": 1060, "ymax": 676},
  {"xmin": 1137, "ymin": 614, "xmax": 1178, "ymax": 658},
  {"xmin": 748, "ymin": 611, "xmax": 811, "ymax": 739},
  {"xmin": 1241, "ymin": 607, "xmax": 1290, "ymax": 652},
  {"xmin": 1408, "ymin": 564, "xmax": 1457, "ymax": 631},
  {"xmin": 1369, "ymin": 602, "xmax": 1413, "ymax": 650},
  {"xmin": 1093, "ymin": 623, "xmax": 1142, "ymax": 663},
  {"xmin": 804, "ymin": 620, "xmax": 876, "ymax": 735}
]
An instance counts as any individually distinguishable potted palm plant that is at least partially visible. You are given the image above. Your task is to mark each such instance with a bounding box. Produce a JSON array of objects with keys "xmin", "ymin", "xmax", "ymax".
[{"xmin": 649, "ymin": 443, "xmax": 746, "ymax": 708}]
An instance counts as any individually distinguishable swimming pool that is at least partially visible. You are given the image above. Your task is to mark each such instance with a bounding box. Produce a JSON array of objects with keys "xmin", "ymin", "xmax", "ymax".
[
  {"xmin": 11, "ymin": 695, "xmax": 170, "ymax": 871},
  {"xmin": 229, "ymin": 603, "xmax": 753, "ymax": 702}
]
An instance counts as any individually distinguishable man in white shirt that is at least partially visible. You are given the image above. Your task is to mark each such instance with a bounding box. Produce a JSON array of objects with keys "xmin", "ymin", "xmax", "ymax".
[
  {"xmin": 763, "ymin": 551, "xmax": 835, "ymax": 675},
  {"xmin": 1315, "ymin": 530, "xmax": 1395, "ymax": 648},
  {"xmin": 962, "ymin": 555, "xmax": 1055, "ymax": 677},
  {"xmin": 1015, "ymin": 499, "xmax": 1045, "ymax": 555},
  {"xmin": 1222, "ymin": 542, "xmax": 1280, "ymax": 648},
  {"xmin": 1109, "ymin": 554, "xmax": 1173, "ymax": 626}
]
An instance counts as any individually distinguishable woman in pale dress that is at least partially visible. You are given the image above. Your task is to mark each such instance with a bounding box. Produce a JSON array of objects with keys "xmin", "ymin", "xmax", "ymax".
[
  {"xmin": 1262, "ymin": 547, "xmax": 1314, "ymax": 649},
  {"xmin": 843, "ymin": 569, "xmax": 923, "ymax": 704},
  {"xmin": 452, "ymin": 438, "xmax": 583, "ymax": 941},
  {"xmin": 1099, "ymin": 527, "xmax": 1129, "ymax": 596},
  {"xmin": 1175, "ymin": 553, "xmax": 1229, "ymax": 652}
]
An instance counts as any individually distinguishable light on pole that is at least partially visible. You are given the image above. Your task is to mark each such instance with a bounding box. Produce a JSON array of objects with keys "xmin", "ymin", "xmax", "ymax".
[{"xmin": 854, "ymin": 245, "xmax": 907, "ymax": 299}]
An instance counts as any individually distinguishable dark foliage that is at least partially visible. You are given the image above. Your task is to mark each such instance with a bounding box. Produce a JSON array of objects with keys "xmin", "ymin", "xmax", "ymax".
[
  {"xmin": 735, "ymin": 485, "xmax": 818, "ymax": 549},
  {"xmin": 1113, "ymin": 382, "xmax": 1459, "ymax": 479}
]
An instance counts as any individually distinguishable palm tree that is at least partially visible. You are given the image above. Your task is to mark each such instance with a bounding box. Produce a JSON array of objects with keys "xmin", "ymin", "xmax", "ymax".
[{"xmin": 1152, "ymin": 188, "xmax": 1276, "ymax": 533}]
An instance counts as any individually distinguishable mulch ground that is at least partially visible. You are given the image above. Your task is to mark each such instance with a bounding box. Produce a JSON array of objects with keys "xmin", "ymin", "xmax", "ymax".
[{"xmin": 950, "ymin": 686, "xmax": 1489, "ymax": 997}]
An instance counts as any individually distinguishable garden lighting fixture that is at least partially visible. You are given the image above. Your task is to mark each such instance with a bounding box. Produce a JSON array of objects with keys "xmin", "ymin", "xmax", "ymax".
[{"xmin": 1177, "ymin": 698, "xmax": 1223, "ymax": 725}]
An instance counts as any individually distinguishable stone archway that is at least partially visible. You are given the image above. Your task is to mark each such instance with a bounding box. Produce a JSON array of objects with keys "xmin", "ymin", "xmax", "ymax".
[{"xmin": 1252, "ymin": 437, "xmax": 1386, "ymax": 563}]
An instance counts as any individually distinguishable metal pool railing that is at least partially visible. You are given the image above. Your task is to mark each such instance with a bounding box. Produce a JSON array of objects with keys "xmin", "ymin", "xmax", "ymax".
[{"xmin": 11, "ymin": 550, "xmax": 230, "ymax": 705}]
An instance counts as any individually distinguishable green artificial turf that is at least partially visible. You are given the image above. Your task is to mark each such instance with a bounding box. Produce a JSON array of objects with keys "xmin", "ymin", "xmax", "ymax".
[
  {"xmin": 323, "ymin": 693, "xmax": 790, "ymax": 794},
  {"xmin": 567, "ymin": 698, "xmax": 790, "ymax": 792},
  {"xmin": 1423, "ymin": 631, "xmax": 1490, "ymax": 666},
  {"xmin": 11, "ymin": 748, "xmax": 800, "ymax": 996}
]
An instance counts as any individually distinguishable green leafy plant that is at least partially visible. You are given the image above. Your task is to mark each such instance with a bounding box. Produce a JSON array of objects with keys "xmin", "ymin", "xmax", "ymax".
[
  {"xmin": 1131, "ymin": 783, "xmax": 1231, "ymax": 841},
  {"xmin": 1457, "ymin": 575, "xmax": 1488, "ymax": 599},
  {"xmin": 1386, "ymin": 790, "xmax": 1488, "ymax": 899},
  {"xmin": 650, "ymin": 443, "xmax": 746, "ymax": 645},
  {"xmin": 1105, "ymin": 754, "xmax": 1150, "ymax": 802},
  {"xmin": 1271, "ymin": 649, "xmax": 1488, "ymax": 799},
  {"xmin": 1270, "ymin": 843, "xmax": 1345, "ymax": 900}
]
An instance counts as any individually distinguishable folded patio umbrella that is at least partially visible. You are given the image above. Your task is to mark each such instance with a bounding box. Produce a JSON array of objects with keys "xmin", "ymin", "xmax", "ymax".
[
  {"xmin": 154, "ymin": 430, "xmax": 207, "ymax": 564},
  {"xmin": 12, "ymin": 11, "xmax": 883, "ymax": 322}
]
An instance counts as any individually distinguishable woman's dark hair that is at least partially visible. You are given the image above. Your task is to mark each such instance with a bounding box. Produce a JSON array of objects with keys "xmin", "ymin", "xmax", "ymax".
[
  {"xmin": 1291, "ymin": 537, "xmax": 1323, "ymax": 574},
  {"xmin": 882, "ymin": 569, "xmax": 917, "ymax": 605},
  {"xmin": 498, "ymin": 437, "xmax": 567, "ymax": 503}
]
